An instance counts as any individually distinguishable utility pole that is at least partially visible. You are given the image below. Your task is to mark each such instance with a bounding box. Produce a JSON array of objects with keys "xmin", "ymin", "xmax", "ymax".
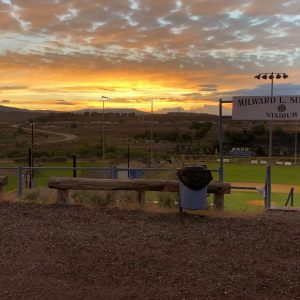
[
  {"xmin": 101, "ymin": 96, "xmax": 110, "ymax": 161},
  {"xmin": 31, "ymin": 123, "xmax": 34, "ymax": 188}
]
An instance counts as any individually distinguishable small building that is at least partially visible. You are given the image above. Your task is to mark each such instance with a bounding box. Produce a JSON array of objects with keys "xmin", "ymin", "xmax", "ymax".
[{"xmin": 117, "ymin": 160, "xmax": 147, "ymax": 179}]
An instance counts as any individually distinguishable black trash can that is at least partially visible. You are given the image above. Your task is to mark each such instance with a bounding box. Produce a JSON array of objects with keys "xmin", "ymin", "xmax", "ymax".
[{"xmin": 176, "ymin": 165, "xmax": 213, "ymax": 209}]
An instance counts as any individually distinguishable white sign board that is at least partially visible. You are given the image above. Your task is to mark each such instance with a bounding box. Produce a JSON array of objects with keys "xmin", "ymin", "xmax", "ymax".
[{"xmin": 232, "ymin": 96, "xmax": 300, "ymax": 120}]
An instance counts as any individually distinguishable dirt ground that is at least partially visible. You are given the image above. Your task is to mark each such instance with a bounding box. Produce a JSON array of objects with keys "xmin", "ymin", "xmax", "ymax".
[
  {"xmin": 0, "ymin": 202, "xmax": 300, "ymax": 300},
  {"xmin": 230, "ymin": 181, "xmax": 300, "ymax": 193}
]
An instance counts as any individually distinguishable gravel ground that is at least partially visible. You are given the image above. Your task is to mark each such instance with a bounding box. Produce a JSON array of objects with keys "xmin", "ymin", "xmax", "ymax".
[{"xmin": 0, "ymin": 202, "xmax": 300, "ymax": 299}]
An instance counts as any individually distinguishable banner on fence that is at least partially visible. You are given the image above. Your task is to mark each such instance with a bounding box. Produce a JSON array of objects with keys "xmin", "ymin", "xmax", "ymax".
[{"xmin": 232, "ymin": 96, "xmax": 300, "ymax": 120}]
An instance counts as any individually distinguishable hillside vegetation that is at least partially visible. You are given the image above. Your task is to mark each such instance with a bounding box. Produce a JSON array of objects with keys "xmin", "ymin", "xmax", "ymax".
[{"xmin": 0, "ymin": 110, "xmax": 299, "ymax": 162}]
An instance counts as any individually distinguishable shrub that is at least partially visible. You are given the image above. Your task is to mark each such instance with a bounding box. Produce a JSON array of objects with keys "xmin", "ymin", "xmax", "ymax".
[
  {"xmin": 21, "ymin": 187, "xmax": 56, "ymax": 204},
  {"xmin": 13, "ymin": 156, "xmax": 28, "ymax": 163},
  {"xmin": 156, "ymin": 192, "xmax": 179, "ymax": 208},
  {"xmin": 116, "ymin": 190, "xmax": 137, "ymax": 204},
  {"xmin": 38, "ymin": 156, "xmax": 68, "ymax": 162},
  {"xmin": 71, "ymin": 190, "xmax": 115, "ymax": 207}
]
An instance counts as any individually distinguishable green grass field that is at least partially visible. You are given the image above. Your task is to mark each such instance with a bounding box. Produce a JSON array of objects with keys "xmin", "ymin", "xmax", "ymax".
[
  {"xmin": 209, "ymin": 162, "xmax": 300, "ymax": 210},
  {"xmin": 206, "ymin": 162, "xmax": 300, "ymax": 185}
]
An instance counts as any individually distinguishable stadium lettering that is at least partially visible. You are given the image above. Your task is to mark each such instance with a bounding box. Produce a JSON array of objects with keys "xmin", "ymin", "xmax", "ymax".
[{"xmin": 266, "ymin": 112, "xmax": 298, "ymax": 119}]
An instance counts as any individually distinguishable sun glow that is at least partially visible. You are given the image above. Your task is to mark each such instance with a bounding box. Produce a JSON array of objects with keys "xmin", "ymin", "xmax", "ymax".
[{"xmin": 0, "ymin": 69, "xmax": 222, "ymax": 113}]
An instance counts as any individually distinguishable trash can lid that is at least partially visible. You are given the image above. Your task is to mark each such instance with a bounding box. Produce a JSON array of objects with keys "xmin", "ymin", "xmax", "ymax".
[{"xmin": 176, "ymin": 165, "xmax": 213, "ymax": 191}]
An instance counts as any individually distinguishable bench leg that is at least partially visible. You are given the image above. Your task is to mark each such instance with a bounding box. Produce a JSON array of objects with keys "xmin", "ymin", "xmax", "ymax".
[
  {"xmin": 213, "ymin": 193, "xmax": 224, "ymax": 210},
  {"xmin": 137, "ymin": 191, "xmax": 145, "ymax": 209},
  {"xmin": 57, "ymin": 189, "xmax": 69, "ymax": 204}
]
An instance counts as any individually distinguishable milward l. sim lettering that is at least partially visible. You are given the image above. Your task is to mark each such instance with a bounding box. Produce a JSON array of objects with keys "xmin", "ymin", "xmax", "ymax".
[
  {"xmin": 289, "ymin": 97, "xmax": 300, "ymax": 103},
  {"xmin": 238, "ymin": 97, "xmax": 276, "ymax": 107}
]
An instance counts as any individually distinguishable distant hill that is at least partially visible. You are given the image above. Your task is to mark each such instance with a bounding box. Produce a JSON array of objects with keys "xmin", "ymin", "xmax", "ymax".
[
  {"xmin": 0, "ymin": 105, "xmax": 31, "ymax": 113},
  {"xmin": 0, "ymin": 105, "xmax": 54, "ymax": 114},
  {"xmin": 72, "ymin": 108, "xmax": 149, "ymax": 115},
  {"xmin": 0, "ymin": 105, "xmax": 54, "ymax": 122},
  {"xmin": 0, "ymin": 104, "xmax": 219, "ymax": 123},
  {"xmin": 0, "ymin": 105, "xmax": 149, "ymax": 122}
]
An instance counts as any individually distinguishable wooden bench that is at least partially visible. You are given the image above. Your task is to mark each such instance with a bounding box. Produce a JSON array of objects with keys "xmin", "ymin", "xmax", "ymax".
[
  {"xmin": 0, "ymin": 176, "xmax": 8, "ymax": 200},
  {"xmin": 48, "ymin": 177, "xmax": 231, "ymax": 210}
]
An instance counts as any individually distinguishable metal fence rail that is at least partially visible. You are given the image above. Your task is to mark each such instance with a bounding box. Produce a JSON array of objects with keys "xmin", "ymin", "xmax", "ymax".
[{"xmin": 0, "ymin": 165, "xmax": 220, "ymax": 197}]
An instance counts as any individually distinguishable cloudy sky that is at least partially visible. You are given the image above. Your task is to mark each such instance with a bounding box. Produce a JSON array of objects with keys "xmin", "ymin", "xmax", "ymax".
[{"xmin": 1, "ymin": 0, "xmax": 300, "ymax": 113}]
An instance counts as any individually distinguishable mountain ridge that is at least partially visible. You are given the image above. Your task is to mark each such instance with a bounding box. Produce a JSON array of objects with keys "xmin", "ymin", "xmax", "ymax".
[
  {"xmin": 0, "ymin": 105, "xmax": 148, "ymax": 115},
  {"xmin": 0, "ymin": 105, "xmax": 219, "ymax": 116}
]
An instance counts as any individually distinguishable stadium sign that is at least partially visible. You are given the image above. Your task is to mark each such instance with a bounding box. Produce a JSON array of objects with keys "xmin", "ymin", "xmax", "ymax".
[{"xmin": 232, "ymin": 96, "xmax": 300, "ymax": 120}]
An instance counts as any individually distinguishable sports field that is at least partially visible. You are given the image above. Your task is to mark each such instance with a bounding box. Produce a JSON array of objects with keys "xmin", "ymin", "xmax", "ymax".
[
  {"xmin": 205, "ymin": 163, "xmax": 300, "ymax": 211},
  {"xmin": 207, "ymin": 162, "xmax": 300, "ymax": 185}
]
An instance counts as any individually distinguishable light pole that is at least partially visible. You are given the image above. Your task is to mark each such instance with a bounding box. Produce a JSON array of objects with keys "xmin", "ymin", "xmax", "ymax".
[
  {"xmin": 30, "ymin": 122, "xmax": 34, "ymax": 188},
  {"xmin": 31, "ymin": 122, "xmax": 34, "ymax": 168},
  {"xmin": 150, "ymin": 100, "xmax": 154, "ymax": 166},
  {"xmin": 101, "ymin": 96, "xmax": 110, "ymax": 161},
  {"xmin": 255, "ymin": 73, "xmax": 288, "ymax": 162},
  {"xmin": 254, "ymin": 72, "xmax": 288, "ymax": 207},
  {"xmin": 295, "ymin": 121, "xmax": 298, "ymax": 165}
]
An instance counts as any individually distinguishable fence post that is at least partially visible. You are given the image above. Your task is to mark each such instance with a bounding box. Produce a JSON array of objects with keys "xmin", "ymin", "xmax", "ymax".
[
  {"xmin": 73, "ymin": 154, "xmax": 77, "ymax": 178},
  {"xmin": 28, "ymin": 148, "xmax": 32, "ymax": 189},
  {"xmin": 18, "ymin": 165, "xmax": 23, "ymax": 198},
  {"xmin": 264, "ymin": 166, "xmax": 271, "ymax": 209},
  {"xmin": 111, "ymin": 167, "xmax": 118, "ymax": 179}
]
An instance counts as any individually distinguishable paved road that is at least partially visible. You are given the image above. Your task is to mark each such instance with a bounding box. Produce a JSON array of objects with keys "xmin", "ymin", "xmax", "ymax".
[{"xmin": 11, "ymin": 124, "xmax": 77, "ymax": 144}]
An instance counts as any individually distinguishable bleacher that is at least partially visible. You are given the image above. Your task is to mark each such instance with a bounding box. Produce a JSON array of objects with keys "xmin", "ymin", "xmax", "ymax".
[{"xmin": 229, "ymin": 147, "xmax": 252, "ymax": 158}]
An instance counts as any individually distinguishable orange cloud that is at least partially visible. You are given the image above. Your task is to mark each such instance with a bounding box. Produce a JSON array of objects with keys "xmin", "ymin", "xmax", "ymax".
[{"xmin": 0, "ymin": 0, "xmax": 298, "ymax": 112}]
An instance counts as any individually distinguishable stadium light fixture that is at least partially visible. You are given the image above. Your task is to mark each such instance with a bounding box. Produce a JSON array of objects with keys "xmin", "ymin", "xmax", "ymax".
[{"xmin": 254, "ymin": 72, "xmax": 289, "ymax": 96}]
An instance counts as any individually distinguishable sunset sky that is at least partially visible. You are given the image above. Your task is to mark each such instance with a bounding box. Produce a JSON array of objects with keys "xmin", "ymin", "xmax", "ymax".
[{"xmin": 1, "ymin": 0, "xmax": 300, "ymax": 114}]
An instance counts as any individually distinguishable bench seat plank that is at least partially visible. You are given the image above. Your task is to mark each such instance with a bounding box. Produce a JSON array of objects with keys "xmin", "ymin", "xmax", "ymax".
[{"xmin": 48, "ymin": 177, "xmax": 231, "ymax": 194}]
